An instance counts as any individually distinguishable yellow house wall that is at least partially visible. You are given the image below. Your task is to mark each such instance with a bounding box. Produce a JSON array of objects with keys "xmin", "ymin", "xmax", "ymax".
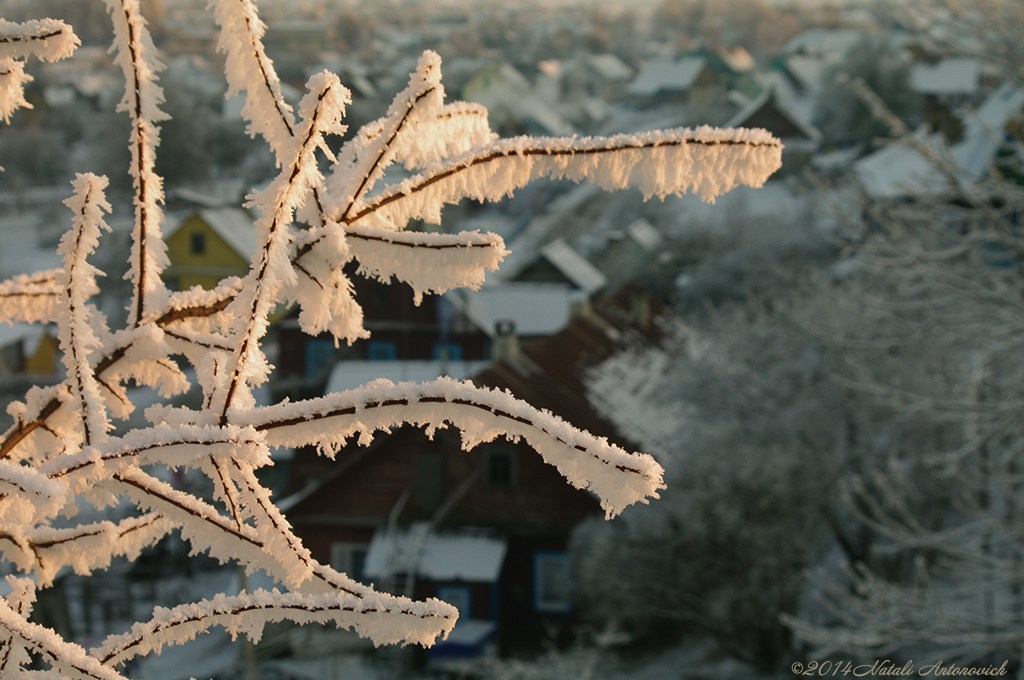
[
  {"xmin": 24, "ymin": 333, "xmax": 59, "ymax": 376},
  {"xmin": 164, "ymin": 216, "xmax": 251, "ymax": 291}
]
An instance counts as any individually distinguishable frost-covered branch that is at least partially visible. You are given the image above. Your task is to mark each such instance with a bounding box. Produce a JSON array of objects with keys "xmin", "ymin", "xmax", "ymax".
[
  {"xmin": 0, "ymin": 269, "xmax": 64, "ymax": 324},
  {"xmin": 58, "ymin": 174, "xmax": 114, "ymax": 447},
  {"xmin": 232, "ymin": 377, "xmax": 665, "ymax": 518},
  {"xmin": 341, "ymin": 127, "xmax": 782, "ymax": 228},
  {"xmin": 95, "ymin": 588, "xmax": 457, "ymax": 667},
  {"xmin": 105, "ymin": 0, "xmax": 170, "ymax": 327},
  {"xmin": 0, "ymin": 514, "xmax": 171, "ymax": 586},
  {"xmin": 0, "ymin": 19, "xmax": 78, "ymax": 122},
  {"xmin": 217, "ymin": 72, "xmax": 348, "ymax": 422}
]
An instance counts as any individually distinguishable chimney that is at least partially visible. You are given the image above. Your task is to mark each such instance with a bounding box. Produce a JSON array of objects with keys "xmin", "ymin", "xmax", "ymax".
[
  {"xmin": 631, "ymin": 289, "xmax": 651, "ymax": 331},
  {"xmin": 491, "ymin": 320, "xmax": 520, "ymax": 364}
]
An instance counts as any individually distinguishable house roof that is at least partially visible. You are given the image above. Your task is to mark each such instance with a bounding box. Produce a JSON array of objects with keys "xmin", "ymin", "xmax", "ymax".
[
  {"xmin": 626, "ymin": 218, "xmax": 662, "ymax": 250},
  {"xmin": 326, "ymin": 360, "xmax": 492, "ymax": 394},
  {"xmin": 363, "ymin": 526, "xmax": 507, "ymax": 582},
  {"xmin": 166, "ymin": 207, "xmax": 258, "ymax": 261},
  {"xmin": 783, "ymin": 28, "xmax": 864, "ymax": 57},
  {"xmin": 445, "ymin": 283, "xmax": 584, "ymax": 338},
  {"xmin": 626, "ymin": 56, "xmax": 708, "ymax": 97},
  {"xmin": 539, "ymin": 238, "xmax": 608, "ymax": 293},
  {"xmin": 854, "ymin": 82, "xmax": 1024, "ymax": 198},
  {"xmin": 472, "ymin": 283, "xmax": 671, "ymax": 452},
  {"xmin": 725, "ymin": 87, "xmax": 822, "ymax": 143},
  {"xmin": 587, "ymin": 53, "xmax": 633, "ymax": 82},
  {"xmin": 909, "ymin": 58, "xmax": 981, "ymax": 96}
]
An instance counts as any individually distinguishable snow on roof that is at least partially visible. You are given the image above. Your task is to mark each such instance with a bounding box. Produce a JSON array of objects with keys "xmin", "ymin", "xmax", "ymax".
[
  {"xmin": 725, "ymin": 87, "xmax": 822, "ymax": 143},
  {"xmin": 953, "ymin": 82, "xmax": 1024, "ymax": 178},
  {"xmin": 720, "ymin": 46, "xmax": 755, "ymax": 73},
  {"xmin": 510, "ymin": 93, "xmax": 574, "ymax": 136},
  {"xmin": 783, "ymin": 28, "xmax": 864, "ymax": 57},
  {"xmin": 909, "ymin": 58, "xmax": 981, "ymax": 95},
  {"xmin": 0, "ymin": 322, "xmax": 44, "ymax": 350},
  {"xmin": 783, "ymin": 54, "xmax": 832, "ymax": 92},
  {"xmin": 626, "ymin": 219, "xmax": 662, "ymax": 250},
  {"xmin": 445, "ymin": 283, "xmax": 584, "ymax": 338},
  {"xmin": 588, "ymin": 53, "xmax": 633, "ymax": 82},
  {"xmin": 540, "ymin": 238, "xmax": 608, "ymax": 293},
  {"xmin": 363, "ymin": 527, "xmax": 507, "ymax": 582},
  {"xmin": 166, "ymin": 207, "xmax": 258, "ymax": 261},
  {"xmin": 169, "ymin": 180, "xmax": 245, "ymax": 208},
  {"xmin": 855, "ymin": 83, "xmax": 1024, "ymax": 197},
  {"xmin": 853, "ymin": 127, "xmax": 952, "ymax": 198},
  {"xmin": 626, "ymin": 56, "xmax": 707, "ymax": 97},
  {"xmin": 326, "ymin": 360, "xmax": 491, "ymax": 395}
]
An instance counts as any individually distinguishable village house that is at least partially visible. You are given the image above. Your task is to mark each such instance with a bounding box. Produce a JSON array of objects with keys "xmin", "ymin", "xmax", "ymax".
[
  {"xmin": 724, "ymin": 87, "xmax": 822, "ymax": 172},
  {"xmin": 162, "ymin": 206, "xmax": 257, "ymax": 292},
  {"xmin": 282, "ymin": 283, "xmax": 671, "ymax": 659}
]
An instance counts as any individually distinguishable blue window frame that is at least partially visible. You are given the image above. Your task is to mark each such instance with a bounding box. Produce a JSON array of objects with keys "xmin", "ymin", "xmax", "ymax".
[
  {"xmin": 433, "ymin": 342, "xmax": 463, "ymax": 362},
  {"xmin": 533, "ymin": 551, "xmax": 571, "ymax": 613},
  {"xmin": 367, "ymin": 341, "xmax": 397, "ymax": 361},
  {"xmin": 437, "ymin": 585, "xmax": 471, "ymax": 618},
  {"xmin": 305, "ymin": 339, "xmax": 335, "ymax": 376}
]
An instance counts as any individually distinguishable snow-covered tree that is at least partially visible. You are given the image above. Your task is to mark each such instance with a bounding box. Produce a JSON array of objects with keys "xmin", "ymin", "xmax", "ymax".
[
  {"xmin": 784, "ymin": 47, "xmax": 1024, "ymax": 664},
  {"xmin": 0, "ymin": 4, "xmax": 781, "ymax": 677}
]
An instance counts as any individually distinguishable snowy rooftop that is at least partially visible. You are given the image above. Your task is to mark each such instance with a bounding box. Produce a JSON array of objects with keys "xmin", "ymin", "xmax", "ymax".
[
  {"xmin": 725, "ymin": 87, "xmax": 821, "ymax": 143},
  {"xmin": 854, "ymin": 83, "xmax": 1024, "ymax": 198},
  {"xmin": 626, "ymin": 56, "xmax": 707, "ymax": 97},
  {"xmin": 783, "ymin": 28, "xmax": 865, "ymax": 57},
  {"xmin": 909, "ymin": 58, "xmax": 981, "ymax": 95},
  {"xmin": 326, "ymin": 360, "xmax": 491, "ymax": 394},
  {"xmin": 165, "ymin": 207, "xmax": 258, "ymax": 261},
  {"xmin": 446, "ymin": 282, "xmax": 585, "ymax": 338},
  {"xmin": 540, "ymin": 238, "xmax": 608, "ymax": 293},
  {"xmin": 364, "ymin": 527, "xmax": 507, "ymax": 582},
  {"xmin": 587, "ymin": 53, "xmax": 633, "ymax": 82}
]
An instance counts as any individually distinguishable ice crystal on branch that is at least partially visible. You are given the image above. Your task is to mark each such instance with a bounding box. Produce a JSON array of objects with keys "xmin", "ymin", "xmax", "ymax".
[{"xmin": 0, "ymin": 1, "xmax": 781, "ymax": 675}]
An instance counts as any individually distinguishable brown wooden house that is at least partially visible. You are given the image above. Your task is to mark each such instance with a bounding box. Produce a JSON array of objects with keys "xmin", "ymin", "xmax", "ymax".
[
  {"xmin": 724, "ymin": 87, "xmax": 821, "ymax": 173},
  {"xmin": 282, "ymin": 283, "xmax": 670, "ymax": 657}
]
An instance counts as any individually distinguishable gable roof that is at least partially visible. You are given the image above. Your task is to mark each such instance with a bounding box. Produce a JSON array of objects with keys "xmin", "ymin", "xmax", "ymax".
[
  {"xmin": 626, "ymin": 56, "xmax": 709, "ymax": 97},
  {"xmin": 472, "ymin": 283, "xmax": 671, "ymax": 452},
  {"xmin": 537, "ymin": 239, "xmax": 607, "ymax": 293},
  {"xmin": 854, "ymin": 82, "xmax": 1024, "ymax": 198},
  {"xmin": 909, "ymin": 58, "xmax": 981, "ymax": 96},
  {"xmin": 445, "ymin": 283, "xmax": 584, "ymax": 338},
  {"xmin": 167, "ymin": 207, "xmax": 258, "ymax": 261},
  {"xmin": 587, "ymin": 53, "xmax": 633, "ymax": 82},
  {"xmin": 725, "ymin": 87, "xmax": 822, "ymax": 143}
]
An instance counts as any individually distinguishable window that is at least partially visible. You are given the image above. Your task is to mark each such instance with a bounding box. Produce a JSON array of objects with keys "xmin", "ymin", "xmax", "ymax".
[
  {"xmin": 533, "ymin": 552, "xmax": 571, "ymax": 613},
  {"xmin": 305, "ymin": 338, "xmax": 335, "ymax": 376},
  {"xmin": 432, "ymin": 342, "xmax": 462, "ymax": 362},
  {"xmin": 414, "ymin": 451, "xmax": 446, "ymax": 514},
  {"xmin": 330, "ymin": 542, "xmax": 368, "ymax": 582},
  {"xmin": 189, "ymin": 231, "xmax": 206, "ymax": 255},
  {"xmin": 485, "ymin": 447, "xmax": 517, "ymax": 489},
  {"xmin": 367, "ymin": 341, "xmax": 397, "ymax": 361},
  {"xmin": 436, "ymin": 585, "xmax": 471, "ymax": 617}
]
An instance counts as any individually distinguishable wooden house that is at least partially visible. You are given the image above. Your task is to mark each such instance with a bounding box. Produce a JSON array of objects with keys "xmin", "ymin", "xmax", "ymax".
[
  {"xmin": 282, "ymin": 284, "xmax": 669, "ymax": 656},
  {"xmin": 163, "ymin": 207, "xmax": 257, "ymax": 292},
  {"xmin": 724, "ymin": 87, "xmax": 821, "ymax": 172},
  {"xmin": 0, "ymin": 322, "xmax": 60, "ymax": 378}
]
